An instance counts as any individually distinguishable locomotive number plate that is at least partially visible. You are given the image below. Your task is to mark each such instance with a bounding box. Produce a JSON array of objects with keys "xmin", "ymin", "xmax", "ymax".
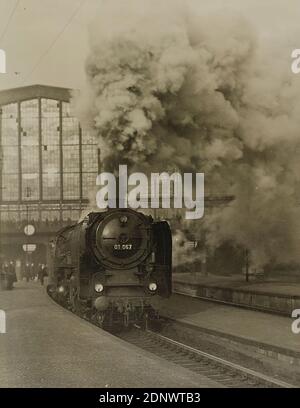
[{"xmin": 114, "ymin": 244, "xmax": 133, "ymax": 250}]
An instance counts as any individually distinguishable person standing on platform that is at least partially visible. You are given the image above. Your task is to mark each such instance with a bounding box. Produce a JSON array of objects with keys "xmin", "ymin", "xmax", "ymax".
[
  {"xmin": 25, "ymin": 263, "xmax": 31, "ymax": 282},
  {"xmin": 38, "ymin": 264, "xmax": 47, "ymax": 286},
  {"xmin": 9, "ymin": 261, "xmax": 17, "ymax": 283},
  {"xmin": 30, "ymin": 263, "xmax": 35, "ymax": 280}
]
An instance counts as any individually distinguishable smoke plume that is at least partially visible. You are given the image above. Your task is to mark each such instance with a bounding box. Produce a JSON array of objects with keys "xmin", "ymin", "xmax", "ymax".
[{"xmin": 74, "ymin": 0, "xmax": 300, "ymax": 268}]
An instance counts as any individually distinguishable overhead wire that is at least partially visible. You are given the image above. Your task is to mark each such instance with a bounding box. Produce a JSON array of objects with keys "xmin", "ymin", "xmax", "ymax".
[
  {"xmin": 0, "ymin": 0, "xmax": 21, "ymax": 44},
  {"xmin": 22, "ymin": 0, "xmax": 87, "ymax": 83}
]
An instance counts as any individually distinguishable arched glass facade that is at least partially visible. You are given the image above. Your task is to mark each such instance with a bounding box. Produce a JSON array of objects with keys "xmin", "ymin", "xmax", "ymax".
[{"xmin": 0, "ymin": 86, "xmax": 99, "ymax": 226}]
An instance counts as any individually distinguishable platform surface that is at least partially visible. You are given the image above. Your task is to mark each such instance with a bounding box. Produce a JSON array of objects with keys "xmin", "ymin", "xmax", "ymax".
[
  {"xmin": 174, "ymin": 273, "xmax": 300, "ymax": 297},
  {"xmin": 0, "ymin": 282, "xmax": 219, "ymax": 388},
  {"xmin": 153, "ymin": 293, "xmax": 300, "ymax": 354}
]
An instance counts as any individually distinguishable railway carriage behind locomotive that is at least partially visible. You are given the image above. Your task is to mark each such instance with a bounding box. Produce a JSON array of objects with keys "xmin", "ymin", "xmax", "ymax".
[{"xmin": 48, "ymin": 208, "xmax": 172, "ymax": 328}]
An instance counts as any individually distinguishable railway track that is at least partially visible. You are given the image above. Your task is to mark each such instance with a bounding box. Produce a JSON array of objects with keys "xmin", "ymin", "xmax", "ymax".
[
  {"xmin": 118, "ymin": 327, "xmax": 296, "ymax": 388},
  {"xmin": 173, "ymin": 290, "xmax": 291, "ymax": 316},
  {"xmin": 48, "ymin": 289, "xmax": 295, "ymax": 388}
]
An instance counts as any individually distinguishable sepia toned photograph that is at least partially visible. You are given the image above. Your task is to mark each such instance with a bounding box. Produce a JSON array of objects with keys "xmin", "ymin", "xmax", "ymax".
[{"xmin": 0, "ymin": 0, "xmax": 300, "ymax": 396}]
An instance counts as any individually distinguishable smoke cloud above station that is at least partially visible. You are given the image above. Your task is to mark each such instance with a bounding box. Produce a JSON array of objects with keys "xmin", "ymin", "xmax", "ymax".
[{"xmin": 74, "ymin": 0, "xmax": 300, "ymax": 267}]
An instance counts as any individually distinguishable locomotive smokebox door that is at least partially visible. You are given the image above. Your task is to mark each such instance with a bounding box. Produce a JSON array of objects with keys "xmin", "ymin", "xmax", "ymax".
[{"xmin": 93, "ymin": 209, "xmax": 152, "ymax": 269}]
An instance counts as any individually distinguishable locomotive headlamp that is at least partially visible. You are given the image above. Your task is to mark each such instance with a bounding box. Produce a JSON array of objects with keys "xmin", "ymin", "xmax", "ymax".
[
  {"xmin": 120, "ymin": 215, "xmax": 128, "ymax": 224},
  {"xmin": 148, "ymin": 282, "xmax": 157, "ymax": 292},
  {"xmin": 95, "ymin": 283, "xmax": 104, "ymax": 293},
  {"xmin": 58, "ymin": 286, "xmax": 65, "ymax": 293}
]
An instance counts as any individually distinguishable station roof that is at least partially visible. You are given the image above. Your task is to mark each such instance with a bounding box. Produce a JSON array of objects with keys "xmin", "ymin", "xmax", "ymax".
[{"xmin": 0, "ymin": 84, "xmax": 73, "ymax": 105}]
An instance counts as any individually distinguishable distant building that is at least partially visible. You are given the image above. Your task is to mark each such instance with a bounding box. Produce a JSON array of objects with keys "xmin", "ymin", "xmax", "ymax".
[{"xmin": 0, "ymin": 84, "xmax": 99, "ymax": 266}]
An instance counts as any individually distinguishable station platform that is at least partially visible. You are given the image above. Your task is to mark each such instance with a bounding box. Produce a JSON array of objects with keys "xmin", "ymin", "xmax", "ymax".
[
  {"xmin": 0, "ymin": 282, "xmax": 219, "ymax": 388},
  {"xmin": 173, "ymin": 273, "xmax": 300, "ymax": 315},
  {"xmin": 153, "ymin": 293, "xmax": 300, "ymax": 370}
]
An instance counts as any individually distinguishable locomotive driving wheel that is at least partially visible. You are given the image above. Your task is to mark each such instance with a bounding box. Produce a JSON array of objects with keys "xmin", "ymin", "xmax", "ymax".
[
  {"xmin": 97, "ymin": 312, "xmax": 105, "ymax": 327},
  {"xmin": 91, "ymin": 310, "xmax": 105, "ymax": 328},
  {"xmin": 69, "ymin": 287, "xmax": 78, "ymax": 312}
]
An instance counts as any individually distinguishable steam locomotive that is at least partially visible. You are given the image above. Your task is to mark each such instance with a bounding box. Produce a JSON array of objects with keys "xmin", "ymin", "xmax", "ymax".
[{"xmin": 48, "ymin": 208, "xmax": 172, "ymax": 329}]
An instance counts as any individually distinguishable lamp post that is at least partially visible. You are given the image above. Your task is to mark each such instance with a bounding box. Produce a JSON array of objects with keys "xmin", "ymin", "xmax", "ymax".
[
  {"xmin": 25, "ymin": 186, "xmax": 32, "ymax": 266},
  {"xmin": 0, "ymin": 107, "xmax": 2, "ymax": 267},
  {"xmin": 0, "ymin": 145, "xmax": 2, "ymax": 267},
  {"xmin": 245, "ymin": 249, "xmax": 249, "ymax": 282},
  {"xmin": 97, "ymin": 148, "xmax": 101, "ymax": 175}
]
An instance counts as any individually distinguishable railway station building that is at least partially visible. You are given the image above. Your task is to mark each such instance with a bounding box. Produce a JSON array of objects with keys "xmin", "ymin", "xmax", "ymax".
[{"xmin": 0, "ymin": 84, "xmax": 99, "ymax": 269}]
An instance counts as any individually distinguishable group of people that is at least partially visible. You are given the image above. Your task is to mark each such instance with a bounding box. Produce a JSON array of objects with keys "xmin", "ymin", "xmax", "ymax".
[
  {"xmin": 24, "ymin": 262, "xmax": 48, "ymax": 286},
  {"xmin": 0, "ymin": 261, "xmax": 17, "ymax": 290},
  {"xmin": 0, "ymin": 260, "xmax": 48, "ymax": 289}
]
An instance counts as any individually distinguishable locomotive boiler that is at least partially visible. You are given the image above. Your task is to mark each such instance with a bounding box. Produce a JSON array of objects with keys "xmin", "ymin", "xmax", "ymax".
[{"xmin": 48, "ymin": 208, "xmax": 172, "ymax": 329}]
